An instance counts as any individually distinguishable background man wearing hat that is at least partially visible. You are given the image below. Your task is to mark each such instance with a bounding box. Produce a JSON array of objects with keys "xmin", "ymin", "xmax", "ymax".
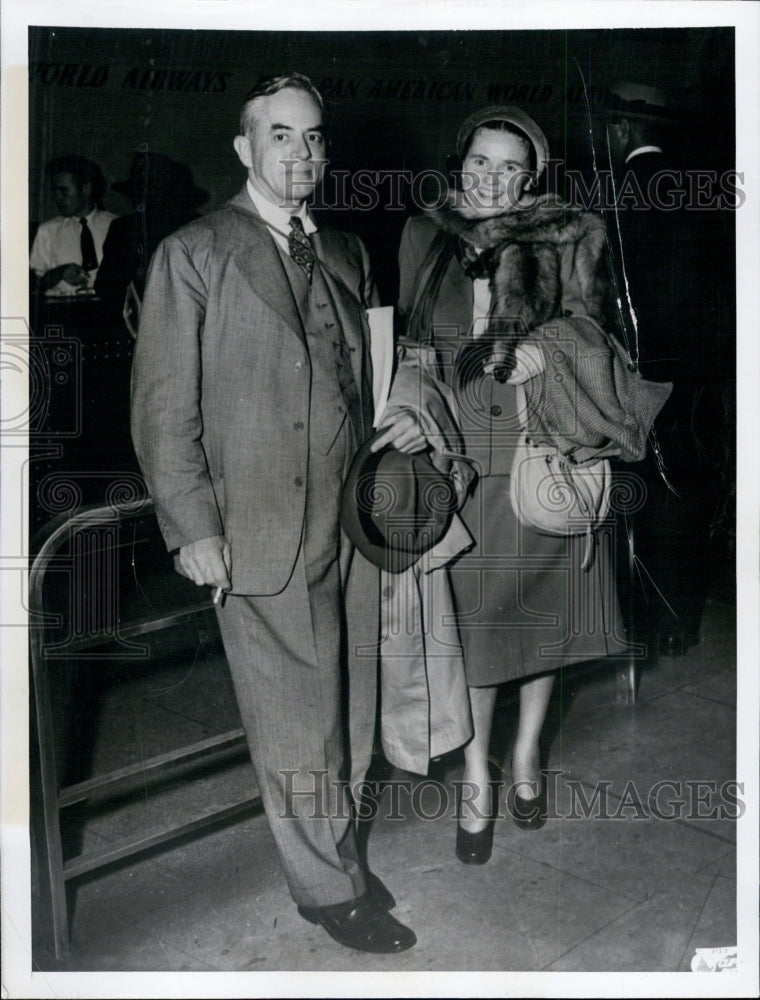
[
  {"xmin": 595, "ymin": 80, "xmax": 732, "ymax": 657},
  {"xmin": 598, "ymin": 81, "xmax": 671, "ymax": 189},
  {"xmin": 131, "ymin": 73, "xmax": 423, "ymax": 955},
  {"xmin": 30, "ymin": 154, "xmax": 117, "ymax": 295},
  {"xmin": 95, "ymin": 151, "xmax": 209, "ymax": 326}
]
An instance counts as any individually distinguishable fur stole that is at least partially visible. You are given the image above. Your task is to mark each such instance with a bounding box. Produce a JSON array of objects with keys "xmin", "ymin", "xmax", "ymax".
[{"xmin": 426, "ymin": 193, "xmax": 609, "ymax": 335}]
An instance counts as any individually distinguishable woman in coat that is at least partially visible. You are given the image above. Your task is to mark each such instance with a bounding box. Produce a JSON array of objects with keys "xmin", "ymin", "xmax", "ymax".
[{"xmin": 397, "ymin": 105, "xmax": 636, "ymax": 864}]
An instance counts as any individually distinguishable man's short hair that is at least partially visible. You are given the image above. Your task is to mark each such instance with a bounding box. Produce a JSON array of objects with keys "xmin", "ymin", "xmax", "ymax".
[
  {"xmin": 45, "ymin": 154, "xmax": 107, "ymax": 208},
  {"xmin": 239, "ymin": 73, "xmax": 325, "ymax": 137}
]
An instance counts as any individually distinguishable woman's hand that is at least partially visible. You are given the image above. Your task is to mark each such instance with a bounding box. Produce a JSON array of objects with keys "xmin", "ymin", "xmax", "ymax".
[
  {"xmin": 370, "ymin": 409, "xmax": 428, "ymax": 454},
  {"xmin": 507, "ymin": 342, "xmax": 544, "ymax": 383}
]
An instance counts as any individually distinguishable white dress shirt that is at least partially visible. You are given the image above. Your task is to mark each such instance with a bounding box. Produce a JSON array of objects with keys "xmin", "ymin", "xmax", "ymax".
[
  {"xmin": 29, "ymin": 208, "xmax": 117, "ymax": 294},
  {"xmin": 246, "ymin": 180, "xmax": 317, "ymax": 255}
]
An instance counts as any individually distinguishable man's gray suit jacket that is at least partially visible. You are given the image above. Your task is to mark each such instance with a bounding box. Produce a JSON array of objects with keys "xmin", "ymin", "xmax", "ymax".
[{"xmin": 131, "ymin": 187, "xmax": 378, "ymax": 595}]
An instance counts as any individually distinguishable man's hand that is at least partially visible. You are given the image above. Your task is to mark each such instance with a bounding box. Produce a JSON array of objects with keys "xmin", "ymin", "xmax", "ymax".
[
  {"xmin": 370, "ymin": 409, "xmax": 428, "ymax": 454},
  {"xmin": 178, "ymin": 535, "xmax": 232, "ymax": 591},
  {"xmin": 41, "ymin": 263, "xmax": 90, "ymax": 291}
]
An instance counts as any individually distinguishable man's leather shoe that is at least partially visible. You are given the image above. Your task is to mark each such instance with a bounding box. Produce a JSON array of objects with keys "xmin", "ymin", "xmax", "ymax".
[
  {"xmin": 297, "ymin": 895, "xmax": 416, "ymax": 953},
  {"xmin": 366, "ymin": 871, "xmax": 395, "ymax": 910}
]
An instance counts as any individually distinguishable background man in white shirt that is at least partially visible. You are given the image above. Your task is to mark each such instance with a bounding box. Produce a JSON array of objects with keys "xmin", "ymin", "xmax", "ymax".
[{"xmin": 29, "ymin": 154, "xmax": 117, "ymax": 294}]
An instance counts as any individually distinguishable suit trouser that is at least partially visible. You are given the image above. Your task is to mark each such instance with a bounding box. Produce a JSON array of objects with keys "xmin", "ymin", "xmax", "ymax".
[{"xmin": 215, "ymin": 420, "xmax": 379, "ymax": 908}]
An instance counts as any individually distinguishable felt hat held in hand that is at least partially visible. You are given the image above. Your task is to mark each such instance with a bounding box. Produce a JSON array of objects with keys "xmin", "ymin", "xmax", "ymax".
[{"xmin": 341, "ymin": 433, "xmax": 458, "ymax": 573}]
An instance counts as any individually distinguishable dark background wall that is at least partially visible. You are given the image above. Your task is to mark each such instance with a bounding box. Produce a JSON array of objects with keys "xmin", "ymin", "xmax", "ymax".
[{"xmin": 29, "ymin": 25, "xmax": 734, "ymax": 300}]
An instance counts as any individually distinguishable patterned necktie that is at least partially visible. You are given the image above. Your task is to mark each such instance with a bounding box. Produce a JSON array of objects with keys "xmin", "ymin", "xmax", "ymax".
[
  {"xmin": 288, "ymin": 215, "xmax": 315, "ymax": 281},
  {"xmin": 79, "ymin": 217, "xmax": 98, "ymax": 271}
]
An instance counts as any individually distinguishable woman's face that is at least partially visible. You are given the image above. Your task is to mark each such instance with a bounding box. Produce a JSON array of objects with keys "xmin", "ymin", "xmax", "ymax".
[{"xmin": 461, "ymin": 126, "xmax": 533, "ymax": 216}]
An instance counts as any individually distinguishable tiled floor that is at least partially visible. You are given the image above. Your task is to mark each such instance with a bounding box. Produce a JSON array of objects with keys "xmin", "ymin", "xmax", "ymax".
[{"xmin": 26, "ymin": 591, "xmax": 745, "ymax": 988}]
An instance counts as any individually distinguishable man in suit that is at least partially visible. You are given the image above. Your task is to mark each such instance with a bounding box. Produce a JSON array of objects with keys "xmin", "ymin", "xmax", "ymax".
[
  {"xmin": 600, "ymin": 81, "xmax": 668, "ymax": 190},
  {"xmin": 131, "ymin": 73, "xmax": 423, "ymax": 954},
  {"xmin": 595, "ymin": 81, "xmax": 731, "ymax": 656}
]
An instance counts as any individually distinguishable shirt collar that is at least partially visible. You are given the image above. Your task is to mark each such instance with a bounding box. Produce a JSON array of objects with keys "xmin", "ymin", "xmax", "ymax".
[
  {"xmin": 246, "ymin": 179, "xmax": 317, "ymax": 236},
  {"xmin": 625, "ymin": 145, "xmax": 663, "ymax": 164},
  {"xmin": 72, "ymin": 207, "xmax": 98, "ymax": 223}
]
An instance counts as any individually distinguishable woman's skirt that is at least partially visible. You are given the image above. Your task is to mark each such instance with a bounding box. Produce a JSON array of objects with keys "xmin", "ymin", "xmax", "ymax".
[{"xmin": 450, "ymin": 471, "xmax": 627, "ymax": 686}]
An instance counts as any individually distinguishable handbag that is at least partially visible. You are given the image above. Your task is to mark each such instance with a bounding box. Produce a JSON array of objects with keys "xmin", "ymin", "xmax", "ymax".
[{"xmin": 509, "ymin": 384, "xmax": 611, "ymax": 571}]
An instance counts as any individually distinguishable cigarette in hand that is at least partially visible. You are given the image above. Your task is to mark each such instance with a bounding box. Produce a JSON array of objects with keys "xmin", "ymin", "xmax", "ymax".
[{"xmin": 213, "ymin": 586, "xmax": 224, "ymax": 606}]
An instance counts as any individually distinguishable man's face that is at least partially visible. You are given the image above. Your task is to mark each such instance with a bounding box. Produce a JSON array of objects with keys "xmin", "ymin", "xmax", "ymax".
[
  {"xmin": 600, "ymin": 119, "xmax": 628, "ymax": 166},
  {"xmin": 234, "ymin": 88, "xmax": 326, "ymax": 211},
  {"xmin": 461, "ymin": 127, "xmax": 533, "ymax": 217},
  {"xmin": 51, "ymin": 172, "xmax": 91, "ymax": 217}
]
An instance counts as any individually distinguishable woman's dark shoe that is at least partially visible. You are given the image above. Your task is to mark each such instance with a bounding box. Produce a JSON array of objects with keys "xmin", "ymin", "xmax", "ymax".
[
  {"xmin": 511, "ymin": 778, "xmax": 547, "ymax": 831},
  {"xmin": 455, "ymin": 822, "xmax": 494, "ymax": 865},
  {"xmin": 455, "ymin": 780, "xmax": 496, "ymax": 864}
]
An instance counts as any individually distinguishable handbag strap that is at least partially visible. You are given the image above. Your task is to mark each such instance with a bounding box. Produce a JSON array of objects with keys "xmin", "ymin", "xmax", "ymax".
[
  {"xmin": 514, "ymin": 381, "xmax": 529, "ymax": 433},
  {"xmin": 517, "ymin": 380, "xmax": 601, "ymax": 572},
  {"xmin": 556, "ymin": 458, "xmax": 596, "ymax": 571},
  {"xmin": 405, "ymin": 228, "xmax": 457, "ymax": 345}
]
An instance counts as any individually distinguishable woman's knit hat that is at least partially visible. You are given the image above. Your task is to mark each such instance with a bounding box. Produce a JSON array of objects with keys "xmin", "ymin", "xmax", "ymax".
[{"xmin": 456, "ymin": 105, "xmax": 549, "ymax": 177}]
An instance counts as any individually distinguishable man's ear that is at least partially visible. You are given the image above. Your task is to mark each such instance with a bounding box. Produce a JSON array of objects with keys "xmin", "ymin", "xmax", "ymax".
[{"xmin": 233, "ymin": 134, "xmax": 253, "ymax": 169}]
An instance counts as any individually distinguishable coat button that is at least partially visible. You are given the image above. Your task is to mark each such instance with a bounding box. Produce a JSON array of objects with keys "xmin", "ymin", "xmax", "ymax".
[
  {"xmin": 294, "ymin": 360, "xmax": 303, "ymax": 370},
  {"xmin": 490, "ymin": 405, "xmax": 502, "ymax": 417},
  {"xmin": 294, "ymin": 476, "xmax": 304, "ymax": 487},
  {"xmin": 293, "ymin": 421, "xmax": 304, "ymax": 431}
]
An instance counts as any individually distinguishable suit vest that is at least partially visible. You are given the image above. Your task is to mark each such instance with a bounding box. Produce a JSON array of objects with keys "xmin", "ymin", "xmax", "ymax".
[{"xmin": 279, "ymin": 249, "xmax": 364, "ymax": 455}]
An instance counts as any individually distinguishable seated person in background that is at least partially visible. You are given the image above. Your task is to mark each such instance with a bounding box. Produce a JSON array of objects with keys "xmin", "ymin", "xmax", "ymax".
[
  {"xmin": 95, "ymin": 152, "xmax": 208, "ymax": 329},
  {"xmin": 30, "ymin": 154, "xmax": 117, "ymax": 295}
]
